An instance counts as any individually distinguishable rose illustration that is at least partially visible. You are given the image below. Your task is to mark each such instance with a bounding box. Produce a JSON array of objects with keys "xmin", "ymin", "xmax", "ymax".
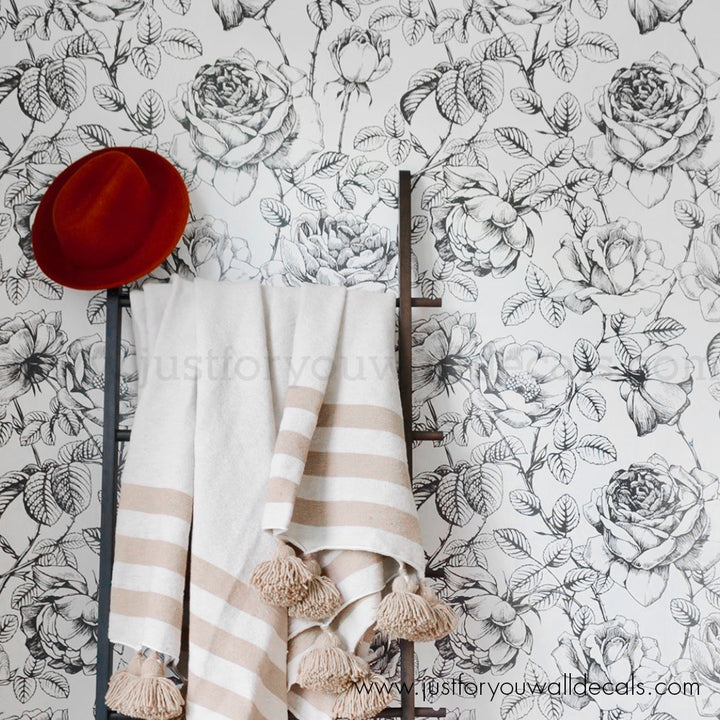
[
  {"xmin": 211, "ymin": 0, "xmax": 276, "ymax": 29},
  {"xmin": 56, "ymin": 335, "xmax": 137, "ymax": 426},
  {"xmin": 447, "ymin": 566, "xmax": 532, "ymax": 675},
  {"xmin": 615, "ymin": 342, "xmax": 693, "ymax": 436},
  {"xmin": 170, "ymin": 51, "xmax": 323, "ymax": 205},
  {"xmin": 329, "ymin": 27, "xmax": 391, "ymax": 89},
  {"xmin": 432, "ymin": 166, "xmax": 534, "ymax": 279},
  {"xmin": 71, "ymin": 0, "xmax": 143, "ymax": 21},
  {"xmin": 21, "ymin": 566, "xmax": 98, "ymax": 674},
  {"xmin": 586, "ymin": 52, "xmax": 720, "ymax": 207},
  {"xmin": 412, "ymin": 312, "xmax": 479, "ymax": 405},
  {"xmin": 262, "ymin": 212, "xmax": 397, "ymax": 290},
  {"xmin": 553, "ymin": 617, "xmax": 666, "ymax": 711},
  {"xmin": 0, "ymin": 311, "xmax": 66, "ymax": 404},
  {"xmin": 471, "ymin": 336, "xmax": 573, "ymax": 428},
  {"xmin": 675, "ymin": 614, "xmax": 720, "ymax": 716},
  {"xmin": 676, "ymin": 217, "xmax": 720, "ymax": 320},
  {"xmin": 553, "ymin": 219, "xmax": 671, "ymax": 316},
  {"xmin": 582, "ymin": 455, "xmax": 720, "ymax": 605},
  {"xmin": 481, "ymin": 0, "xmax": 564, "ymax": 24},
  {"xmin": 629, "ymin": 0, "xmax": 692, "ymax": 33}
]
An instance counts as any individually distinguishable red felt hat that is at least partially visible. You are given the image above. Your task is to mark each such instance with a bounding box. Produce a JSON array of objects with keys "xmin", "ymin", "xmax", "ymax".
[{"xmin": 32, "ymin": 147, "xmax": 190, "ymax": 291}]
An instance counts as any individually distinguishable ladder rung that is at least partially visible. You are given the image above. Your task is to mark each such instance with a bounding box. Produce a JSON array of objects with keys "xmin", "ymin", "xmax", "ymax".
[
  {"xmin": 378, "ymin": 708, "xmax": 447, "ymax": 718},
  {"xmin": 412, "ymin": 430, "xmax": 443, "ymax": 442},
  {"xmin": 116, "ymin": 428, "xmax": 131, "ymax": 443},
  {"xmin": 395, "ymin": 298, "xmax": 442, "ymax": 308}
]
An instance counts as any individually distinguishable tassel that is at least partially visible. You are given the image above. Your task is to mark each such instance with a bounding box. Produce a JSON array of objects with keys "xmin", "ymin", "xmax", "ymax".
[
  {"xmin": 376, "ymin": 574, "xmax": 436, "ymax": 641},
  {"xmin": 297, "ymin": 630, "xmax": 369, "ymax": 694},
  {"xmin": 289, "ymin": 558, "xmax": 343, "ymax": 620},
  {"xmin": 412, "ymin": 582, "xmax": 458, "ymax": 641},
  {"xmin": 105, "ymin": 650, "xmax": 143, "ymax": 714},
  {"xmin": 332, "ymin": 673, "xmax": 394, "ymax": 720},
  {"xmin": 123, "ymin": 652, "xmax": 184, "ymax": 720},
  {"xmin": 250, "ymin": 541, "xmax": 314, "ymax": 606}
]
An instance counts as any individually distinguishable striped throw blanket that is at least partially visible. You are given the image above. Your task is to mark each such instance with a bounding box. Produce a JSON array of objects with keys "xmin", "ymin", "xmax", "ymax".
[{"xmin": 107, "ymin": 277, "xmax": 452, "ymax": 720}]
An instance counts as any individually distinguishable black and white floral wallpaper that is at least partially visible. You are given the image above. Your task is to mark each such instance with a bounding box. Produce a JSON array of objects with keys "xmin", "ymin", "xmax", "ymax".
[{"xmin": 1, "ymin": 0, "xmax": 720, "ymax": 719}]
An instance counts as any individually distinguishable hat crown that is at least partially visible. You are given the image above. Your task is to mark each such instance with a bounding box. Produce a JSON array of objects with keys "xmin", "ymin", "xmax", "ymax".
[{"xmin": 52, "ymin": 151, "xmax": 151, "ymax": 268}]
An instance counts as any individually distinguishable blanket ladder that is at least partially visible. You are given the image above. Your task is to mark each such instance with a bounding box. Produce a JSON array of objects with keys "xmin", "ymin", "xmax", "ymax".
[{"xmin": 95, "ymin": 170, "xmax": 447, "ymax": 720}]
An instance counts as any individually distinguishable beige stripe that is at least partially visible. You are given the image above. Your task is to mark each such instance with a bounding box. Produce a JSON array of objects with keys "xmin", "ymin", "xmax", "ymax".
[
  {"xmin": 266, "ymin": 477, "xmax": 300, "ymax": 505},
  {"xmin": 119, "ymin": 483, "xmax": 192, "ymax": 522},
  {"xmin": 114, "ymin": 535, "xmax": 187, "ymax": 575},
  {"xmin": 289, "ymin": 687, "xmax": 336, "ymax": 714},
  {"xmin": 274, "ymin": 430, "xmax": 311, "ymax": 461},
  {"xmin": 305, "ymin": 452, "xmax": 409, "ymax": 485},
  {"xmin": 292, "ymin": 499, "xmax": 422, "ymax": 543},
  {"xmin": 187, "ymin": 673, "xmax": 272, "ymax": 720},
  {"xmin": 110, "ymin": 587, "xmax": 182, "ymax": 629},
  {"xmin": 284, "ymin": 385, "xmax": 324, "ymax": 414},
  {"xmin": 190, "ymin": 614, "xmax": 286, "ymax": 698},
  {"xmin": 288, "ymin": 626, "xmax": 321, "ymax": 659},
  {"xmin": 190, "ymin": 555, "xmax": 287, "ymax": 632},
  {"xmin": 318, "ymin": 404, "xmax": 404, "ymax": 437},
  {"xmin": 323, "ymin": 550, "xmax": 382, "ymax": 584}
]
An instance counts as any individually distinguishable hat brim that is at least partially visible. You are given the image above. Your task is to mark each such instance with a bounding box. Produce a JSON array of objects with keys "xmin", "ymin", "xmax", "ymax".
[{"xmin": 32, "ymin": 147, "xmax": 190, "ymax": 291}]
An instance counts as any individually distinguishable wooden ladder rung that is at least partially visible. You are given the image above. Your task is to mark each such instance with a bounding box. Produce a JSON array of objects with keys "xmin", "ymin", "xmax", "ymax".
[{"xmin": 395, "ymin": 297, "xmax": 442, "ymax": 308}]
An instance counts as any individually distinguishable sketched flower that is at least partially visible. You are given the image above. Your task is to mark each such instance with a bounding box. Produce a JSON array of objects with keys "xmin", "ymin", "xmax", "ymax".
[
  {"xmin": 263, "ymin": 213, "xmax": 397, "ymax": 289},
  {"xmin": 629, "ymin": 0, "xmax": 692, "ymax": 34},
  {"xmin": 481, "ymin": 0, "xmax": 564, "ymax": 24},
  {"xmin": 554, "ymin": 219, "xmax": 671, "ymax": 316},
  {"xmin": 367, "ymin": 632, "xmax": 401, "ymax": 682},
  {"xmin": 0, "ymin": 311, "xmax": 66, "ymax": 404},
  {"xmin": 586, "ymin": 52, "xmax": 720, "ymax": 207},
  {"xmin": 675, "ymin": 614, "xmax": 720, "ymax": 716},
  {"xmin": 471, "ymin": 336, "xmax": 573, "ymax": 428},
  {"xmin": 210, "ymin": 0, "xmax": 276, "ymax": 29},
  {"xmin": 446, "ymin": 566, "xmax": 531, "ymax": 674},
  {"xmin": 582, "ymin": 455, "xmax": 720, "ymax": 606},
  {"xmin": 411, "ymin": 312, "xmax": 479, "ymax": 405},
  {"xmin": 432, "ymin": 167, "xmax": 534, "ymax": 279},
  {"xmin": 676, "ymin": 217, "xmax": 720, "ymax": 320},
  {"xmin": 329, "ymin": 27, "xmax": 391, "ymax": 90},
  {"xmin": 56, "ymin": 335, "xmax": 137, "ymax": 426},
  {"xmin": 21, "ymin": 566, "xmax": 98, "ymax": 674},
  {"xmin": 553, "ymin": 617, "xmax": 666, "ymax": 711},
  {"xmin": 71, "ymin": 0, "xmax": 142, "ymax": 20},
  {"xmin": 615, "ymin": 342, "xmax": 693, "ymax": 435},
  {"xmin": 170, "ymin": 51, "xmax": 323, "ymax": 205},
  {"xmin": 6, "ymin": 711, "xmax": 68, "ymax": 720}
]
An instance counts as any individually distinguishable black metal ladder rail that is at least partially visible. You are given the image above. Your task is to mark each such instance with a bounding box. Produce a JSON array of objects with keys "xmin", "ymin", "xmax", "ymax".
[{"xmin": 95, "ymin": 171, "xmax": 447, "ymax": 720}]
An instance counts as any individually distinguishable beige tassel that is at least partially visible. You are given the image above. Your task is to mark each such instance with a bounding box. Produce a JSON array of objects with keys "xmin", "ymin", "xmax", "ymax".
[
  {"xmin": 412, "ymin": 582, "xmax": 458, "ymax": 641},
  {"xmin": 105, "ymin": 650, "xmax": 143, "ymax": 714},
  {"xmin": 123, "ymin": 652, "xmax": 184, "ymax": 720},
  {"xmin": 289, "ymin": 558, "xmax": 343, "ymax": 619},
  {"xmin": 297, "ymin": 630, "xmax": 369, "ymax": 694},
  {"xmin": 249, "ymin": 541, "xmax": 314, "ymax": 606},
  {"xmin": 376, "ymin": 574, "xmax": 436, "ymax": 641},
  {"xmin": 332, "ymin": 673, "xmax": 394, "ymax": 720}
]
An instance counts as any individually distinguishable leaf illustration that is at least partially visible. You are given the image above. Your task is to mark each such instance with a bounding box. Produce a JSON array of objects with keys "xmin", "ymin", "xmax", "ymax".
[
  {"xmin": 494, "ymin": 126, "xmax": 533, "ymax": 158},
  {"xmin": 540, "ymin": 298, "xmax": 565, "ymax": 327},
  {"xmin": 548, "ymin": 451, "xmax": 576, "ymax": 484},
  {"xmin": 555, "ymin": 11, "xmax": 579, "ymax": 47},
  {"xmin": 436, "ymin": 471, "xmax": 473, "ymax": 526},
  {"xmin": 18, "ymin": 66, "xmax": 56, "ymax": 122},
  {"xmin": 501, "ymin": 694, "xmax": 534, "ymax": 720},
  {"xmin": 464, "ymin": 464, "xmax": 503, "ymax": 518},
  {"xmin": 644, "ymin": 317, "xmax": 685, "ymax": 342},
  {"xmin": 436, "ymin": 68, "xmax": 473, "ymax": 124},
  {"xmin": 708, "ymin": 333, "xmax": 720, "ymax": 376},
  {"xmin": 576, "ymin": 434, "xmax": 616, "ymax": 464},
  {"xmin": 336, "ymin": 0, "xmax": 360, "ymax": 20},
  {"xmin": 32, "ymin": 278, "xmax": 63, "ymax": 300},
  {"xmin": 670, "ymin": 598, "xmax": 700, "ymax": 627},
  {"xmin": 573, "ymin": 338, "xmax": 599, "ymax": 372},
  {"xmin": 421, "ymin": 182, "xmax": 448, "ymax": 209},
  {"xmin": 160, "ymin": 28, "xmax": 202, "ymax": 58},
  {"xmin": 572, "ymin": 206, "xmax": 597, "ymax": 237},
  {"xmin": 544, "ymin": 137, "xmax": 574, "ymax": 167},
  {"xmin": 463, "ymin": 60, "xmax": 504, "ymax": 116},
  {"xmin": 131, "ymin": 45, "xmax": 162, "ymax": 79},
  {"xmin": 334, "ymin": 185, "xmax": 356, "ymax": 210},
  {"xmin": 510, "ymin": 87, "xmax": 542, "ymax": 114},
  {"xmin": 136, "ymin": 89, "xmax": 165, "ymax": 130},
  {"xmin": 383, "ymin": 105, "xmax": 405, "ymax": 138},
  {"xmin": 508, "ymin": 564, "xmax": 544, "ymax": 596},
  {"xmin": 307, "ymin": 0, "xmax": 333, "ymax": 29},
  {"xmin": 525, "ymin": 263, "xmax": 551, "ymax": 297},
  {"xmin": 13, "ymin": 676, "xmax": 36, "ymax": 704},
  {"xmin": 553, "ymin": 412, "xmax": 578, "ymax": 450},
  {"xmin": 510, "ymin": 163, "xmax": 545, "ymax": 197},
  {"xmin": 446, "ymin": 274, "xmax": 478, "ymax": 301},
  {"xmin": 46, "ymin": 58, "xmax": 86, "ymax": 113},
  {"xmin": 39, "ymin": 671, "xmax": 70, "ymax": 698},
  {"xmin": 553, "ymin": 93, "xmax": 581, "ymax": 133},
  {"xmin": 6, "ymin": 277, "xmax": 30, "ymax": 305},
  {"xmin": 402, "ymin": 17, "xmax": 426, "ymax": 45},
  {"xmin": 0, "ymin": 613, "xmax": 18, "ymax": 643},
  {"xmin": 52, "ymin": 463, "xmax": 91, "ymax": 516},
  {"xmin": 354, "ymin": 126, "xmax": 387, "ymax": 151},
  {"xmin": 296, "ymin": 182, "xmax": 326, "ymax": 210},
  {"xmin": 494, "ymin": 528, "xmax": 532, "ymax": 559},
  {"xmin": 369, "ymin": 5, "xmax": 402, "ymax": 31},
  {"xmin": 501, "ymin": 292, "xmax": 537, "ymax": 325},
  {"xmin": 566, "ymin": 168, "xmax": 600, "ymax": 193},
  {"xmin": 674, "ymin": 199, "xmax": 704, "ymax": 229},
  {"xmin": 93, "ymin": 84, "xmax": 125, "ymax": 111},
  {"xmin": 162, "ymin": 0, "xmax": 191, "ymax": 13},
  {"xmin": 551, "ymin": 494, "xmax": 580, "ymax": 535},
  {"xmin": 543, "ymin": 538, "xmax": 572, "ymax": 568},
  {"xmin": 312, "ymin": 151, "xmax": 348, "ymax": 178},
  {"xmin": 0, "ymin": 66, "xmax": 22, "ymax": 103},
  {"xmin": 549, "ymin": 48, "xmax": 578, "ymax": 83},
  {"xmin": 578, "ymin": 0, "xmax": 608, "ymax": 18},
  {"xmin": 11, "ymin": 582, "xmax": 37, "ymax": 609},
  {"xmin": 78, "ymin": 124, "xmax": 115, "ymax": 150},
  {"xmin": 509, "ymin": 489, "xmax": 541, "ymax": 516},
  {"xmin": 260, "ymin": 198, "xmax": 291, "ymax": 227},
  {"xmin": 577, "ymin": 32, "xmax": 619, "ymax": 62},
  {"xmin": 572, "ymin": 605, "xmax": 595, "ymax": 634},
  {"xmin": 137, "ymin": 6, "xmax": 162, "ymax": 44}
]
